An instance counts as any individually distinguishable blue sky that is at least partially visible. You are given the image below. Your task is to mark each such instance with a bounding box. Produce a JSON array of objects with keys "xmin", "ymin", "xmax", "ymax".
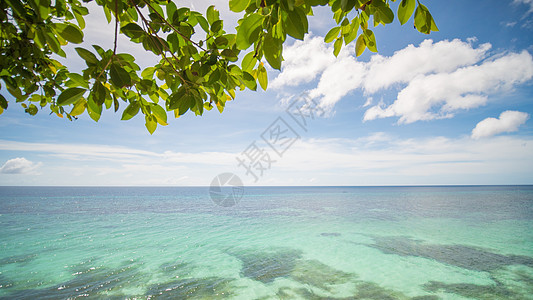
[{"xmin": 1, "ymin": 0, "xmax": 533, "ymax": 186}]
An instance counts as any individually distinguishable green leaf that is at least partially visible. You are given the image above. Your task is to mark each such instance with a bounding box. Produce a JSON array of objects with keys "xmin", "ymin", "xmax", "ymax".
[
  {"xmin": 74, "ymin": 10, "xmax": 86, "ymax": 29},
  {"xmin": 109, "ymin": 63, "xmax": 132, "ymax": 88},
  {"xmin": 236, "ymin": 13, "xmax": 264, "ymax": 50},
  {"xmin": 196, "ymin": 15, "xmax": 210, "ymax": 33},
  {"xmin": 166, "ymin": 1, "xmax": 177, "ymax": 20},
  {"xmin": 363, "ymin": 29, "xmax": 377, "ymax": 52},
  {"xmin": 241, "ymin": 51, "xmax": 257, "ymax": 72},
  {"xmin": 221, "ymin": 49, "xmax": 238, "ymax": 62},
  {"xmin": 397, "ymin": 0, "xmax": 415, "ymax": 25},
  {"xmin": 70, "ymin": 99, "xmax": 87, "ymax": 116},
  {"xmin": 151, "ymin": 104, "xmax": 168, "ymax": 125},
  {"xmin": 87, "ymin": 96, "xmax": 102, "ymax": 122},
  {"xmin": 211, "ymin": 20, "xmax": 223, "ymax": 33},
  {"xmin": 429, "ymin": 12, "xmax": 439, "ymax": 32},
  {"xmin": 263, "ymin": 33, "xmax": 282, "ymax": 70},
  {"xmin": 340, "ymin": 0, "xmax": 355, "ymax": 12},
  {"xmin": 92, "ymin": 45, "xmax": 106, "ymax": 58},
  {"xmin": 121, "ymin": 101, "xmax": 140, "ymax": 120},
  {"xmin": 258, "ymin": 63, "xmax": 268, "ymax": 91},
  {"xmin": 355, "ymin": 34, "xmax": 366, "ymax": 56},
  {"xmin": 215, "ymin": 36, "xmax": 228, "ymax": 48},
  {"xmin": 377, "ymin": 6, "xmax": 394, "ymax": 24},
  {"xmin": 93, "ymin": 81, "xmax": 106, "ymax": 105},
  {"xmin": 168, "ymin": 88, "xmax": 185, "ymax": 110},
  {"xmin": 75, "ymin": 47, "xmax": 99, "ymax": 65},
  {"xmin": 52, "ymin": 23, "xmax": 83, "ymax": 44},
  {"xmin": 29, "ymin": 94, "xmax": 41, "ymax": 102},
  {"xmin": 0, "ymin": 94, "xmax": 8, "ymax": 109},
  {"xmin": 241, "ymin": 71, "xmax": 257, "ymax": 91},
  {"xmin": 333, "ymin": 38, "xmax": 342, "ymax": 57},
  {"xmin": 192, "ymin": 92, "xmax": 204, "ymax": 116},
  {"xmin": 44, "ymin": 31, "xmax": 61, "ymax": 53},
  {"xmin": 229, "ymin": 0, "xmax": 250, "ymax": 12},
  {"xmin": 207, "ymin": 5, "xmax": 220, "ymax": 24},
  {"xmin": 4, "ymin": 0, "xmax": 25, "ymax": 18},
  {"xmin": 324, "ymin": 26, "xmax": 341, "ymax": 43},
  {"xmin": 145, "ymin": 115, "xmax": 157, "ymax": 134},
  {"xmin": 25, "ymin": 104, "xmax": 38, "ymax": 116},
  {"xmin": 121, "ymin": 23, "xmax": 145, "ymax": 39},
  {"xmin": 284, "ymin": 7, "xmax": 308, "ymax": 40},
  {"xmin": 141, "ymin": 67, "xmax": 156, "ymax": 80},
  {"xmin": 178, "ymin": 92, "xmax": 193, "ymax": 116},
  {"xmin": 57, "ymin": 87, "xmax": 86, "ymax": 106},
  {"xmin": 343, "ymin": 20, "xmax": 358, "ymax": 44},
  {"xmin": 67, "ymin": 73, "xmax": 89, "ymax": 88},
  {"xmin": 166, "ymin": 33, "xmax": 180, "ymax": 52},
  {"xmin": 414, "ymin": 3, "xmax": 437, "ymax": 34}
]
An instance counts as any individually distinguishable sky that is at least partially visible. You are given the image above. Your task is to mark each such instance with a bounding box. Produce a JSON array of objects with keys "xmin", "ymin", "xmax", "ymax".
[{"xmin": 1, "ymin": 0, "xmax": 533, "ymax": 186}]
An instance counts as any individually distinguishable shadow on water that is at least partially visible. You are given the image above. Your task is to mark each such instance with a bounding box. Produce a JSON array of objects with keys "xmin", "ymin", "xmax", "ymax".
[
  {"xmin": 1, "ymin": 257, "xmax": 235, "ymax": 299},
  {"xmin": 271, "ymin": 279, "xmax": 416, "ymax": 300},
  {"xmin": 228, "ymin": 247, "xmax": 440, "ymax": 299},
  {"xmin": 0, "ymin": 253, "xmax": 37, "ymax": 267},
  {"xmin": 227, "ymin": 248, "xmax": 303, "ymax": 284},
  {"xmin": 358, "ymin": 235, "xmax": 533, "ymax": 299},
  {"xmin": 320, "ymin": 232, "xmax": 342, "ymax": 237},
  {"xmin": 366, "ymin": 235, "xmax": 533, "ymax": 272},
  {"xmin": 146, "ymin": 277, "xmax": 234, "ymax": 299},
  {"xmin": 2, "ymin": 261, "xmax": 144, "ymax": 299},
  {"xmin": 3, "ymin": 242, "xmax": 533, "ymax": 299}
]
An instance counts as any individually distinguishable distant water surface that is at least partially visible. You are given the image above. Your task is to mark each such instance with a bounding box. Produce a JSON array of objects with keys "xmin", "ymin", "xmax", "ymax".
[{"xmin": 0, "ymin": 186, "xmax": 532, "ymax": 299}]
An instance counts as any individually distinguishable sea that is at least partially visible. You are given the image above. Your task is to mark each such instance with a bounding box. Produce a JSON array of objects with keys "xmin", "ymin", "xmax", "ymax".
[{"xmin": 0, "ymin": 186, "xmax": 532, "ymax": 299}]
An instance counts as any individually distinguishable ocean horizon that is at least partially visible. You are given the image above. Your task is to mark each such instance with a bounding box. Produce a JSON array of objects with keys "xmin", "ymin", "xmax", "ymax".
[{"xmin": 1, "ymin": 185, "xmax": 532, "ymax": 299}]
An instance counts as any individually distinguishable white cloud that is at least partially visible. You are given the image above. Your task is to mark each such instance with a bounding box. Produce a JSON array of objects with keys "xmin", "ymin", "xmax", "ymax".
[
  {"xmin": 274, "ymin": 38, "xmax": 533, "ymax": 124},
  {"xmin": 0, "ymin": 140, "xmax": 158, "ymax": 162},
  {"xmin": 472, "ymin": 111, "xmax": 530, "ymax": 139},
  {"xmin": 514, "ymin": 0, "xmax": 533, "ymax": 13},
  {"xmin": 0, "ymin": 158, "xmax": 41, "ymax": 174},
  {"xmin": 363, "ymin": 39, "xmax": 491, "ymax": 93},
  {"xmin": 0, "ymin": 140, "xmax": 237, "ymax": 185},
  {"xmin": 365, "ymin": 51, "xmax": 533, "ymax": 123},
  {"xmin": 271, "ymin": 36, "xmax": 336, "ymax": 88},
  {"xmin": 503, "ymin": 21, "xmax": 517, "ymax": 27},
  {"xmin": 1, "ymin": 133, "xmax": 532, "ymax": 185},
  {"xmin": 262, "ymin": 134, "xmax": 533, "ymax": 185}
]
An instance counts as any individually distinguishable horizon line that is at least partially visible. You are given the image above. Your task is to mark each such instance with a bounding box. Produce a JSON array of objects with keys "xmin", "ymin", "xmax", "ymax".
[{"xmin": 0, "ymin": 184, "xmax": 532, "ymax": 188}]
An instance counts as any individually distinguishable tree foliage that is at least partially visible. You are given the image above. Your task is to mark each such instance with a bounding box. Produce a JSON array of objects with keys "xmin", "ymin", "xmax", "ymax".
[{"xmin": 0, "ymin": 0, "xmax": 437, "ymax": 133}]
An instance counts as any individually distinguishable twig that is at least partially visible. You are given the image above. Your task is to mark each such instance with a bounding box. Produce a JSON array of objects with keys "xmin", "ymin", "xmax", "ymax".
[
  {"xmin": 140, "ymin": 0, "xmax": 207, "ymax": 52},
  {"xmin": 132, "ymin": 3, "xmax": 191, "ymax": 86},
  {"xmin": 113, "ymin": 0, "xmax": 118, "ymax": 54},
  {"xmin": 95, "ymin": 1, "xmax": 119, "ymax": 81}
]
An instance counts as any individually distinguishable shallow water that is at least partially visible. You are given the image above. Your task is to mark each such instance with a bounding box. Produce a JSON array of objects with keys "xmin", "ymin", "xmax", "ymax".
[{"xmin": 0, "ymin": 186, "xmax": 532, "ymax": 299}]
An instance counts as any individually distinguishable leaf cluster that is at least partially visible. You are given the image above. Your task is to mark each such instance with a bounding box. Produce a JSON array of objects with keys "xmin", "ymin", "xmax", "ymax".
[{"xmin": 0, "ymin": 0, "xmax": 437, "ymax": 133}]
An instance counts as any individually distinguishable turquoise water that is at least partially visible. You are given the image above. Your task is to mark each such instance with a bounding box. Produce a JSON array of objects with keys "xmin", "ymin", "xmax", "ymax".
[{"xmin": 0, "ymin": 186, "xmax": 532, "ymax": 299}]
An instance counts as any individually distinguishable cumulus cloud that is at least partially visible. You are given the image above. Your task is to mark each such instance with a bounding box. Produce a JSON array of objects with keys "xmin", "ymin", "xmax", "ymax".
[
  {"xmin": 0, "ymin": 157, "xmax": 41, "ymax": 174},
  {"xmin": 271, "ymin": 36, "xmax": 336, "ymax": 88},
  {"xmin": 365, "ymin": 51, "xmax": 533, "ymax": 123},
  {"xmin": 363, "ymin": 39, "xmax": 491, "ymax": 93},
  {"xmin": 472, "ymin": 111, "xmax": 529, "ymax": 139},
  {"xmin": 274, "ymin": 38, "xmax": 533, "ymax": 124}
]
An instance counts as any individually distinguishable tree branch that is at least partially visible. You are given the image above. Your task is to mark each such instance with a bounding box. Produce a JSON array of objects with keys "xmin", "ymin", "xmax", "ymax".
[
  {"xmin": 113, "ymin": 0, "xmax": 118, "ymax": 55},
  {"xmin": 140, "ymin": 0, "xmax": 207, "ymax": 52},
  {"xmin": 132, "ymin": 3, "xmax": 191, "ymax": 86}
]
